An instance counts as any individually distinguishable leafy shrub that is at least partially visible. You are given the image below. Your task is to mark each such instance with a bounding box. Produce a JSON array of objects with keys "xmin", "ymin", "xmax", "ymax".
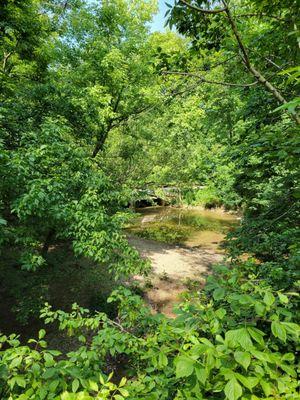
[
  {"xmin": 184, "ymin": 187, "xmax": 222, "ymax": 209},
  {"xmin": 0, "ymin": 260, "xmax": 299, "ymax": 400}
]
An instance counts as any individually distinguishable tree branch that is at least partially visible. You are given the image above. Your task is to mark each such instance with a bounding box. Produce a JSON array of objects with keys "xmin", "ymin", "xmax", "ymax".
[
  {"xmin": 91, "ymin": 128, "xmax": 108, "ymax": 158},
  {"xmin": 235, "ymin": 13, "xmax": 289, "ymax": 22},
  {"xmin": 175, "ymin": 0, "xmax": 300, "ymax": 123},
  {"xmin": 264, "ymin": 57, "xmax": 286, "ymax": 72},
  {"xmin": 2, "ymin": 52, "xmax": 12, "ymax": 72},
  {"xmin": 91, "ymin": 89, "xmax": 123, "ymax": 158},
  {"xmin": 92, "ymin": 80, "xmax": 207, "ymax": 158},
  {"xmin": 184, "ymin": 54, "xmax": 237, "ymax": 73},
  {"xmin": 162, "ymin": 71, "xmax": 258, "ymax": 87},
  {"xmin": 221, "ymin": 0, "xmax": 300, "ymax": 124},
  {"xmin": 112, "ymin": 88, "xmax": 123, "ymax": 112},
  {"xmin": 221, "ymin": 1, "xmax": 251, "ymax": 67},
  {"xmin": 179, "ymin": 0, "xmax": 226, "ymax": 14}
]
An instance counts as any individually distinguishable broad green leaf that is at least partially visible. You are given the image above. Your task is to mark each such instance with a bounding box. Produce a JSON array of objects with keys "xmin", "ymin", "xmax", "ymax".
[
  {"xmin": 119, "ymin": 377, "xmax": 127, "ymax": 387},
  {"xmin": 282, "ymin": 353, "xmax": 294, "ymax": 362},
  {"xmin": 44, "ymin": 353, "xmax": 55, "ymax": 367},
  {"xmin": 236, "ymin": 374, "xmax": 259, "ymax": 390},
  {"xmin": 10, "ymin": 356, "xmax": 22, "ymax": 369},
  {"xmin": 280, "ymin": 363, "xmax": 297, "ymax": 377},
  {"xmin": 238, "ymin": 295, "xmax": 253, "ymax": 305},
  {"xmin": 247, "ymin": 327, "xmax": 265, "ymax": 346},
  {"xmin": 226, "ymin": 328, "xmax": 252, "ymax": 350},
  {"xmin": 254, "ymin": 302, "xmax": 265, "ymax": 316},
  {"xmin": 271, "ymin": 321, "xmax": 287, "ymax": 342},
  {"xmin": 278, "ymin": 293, "xmax": 288, "ymax": 304},
  {"xmin": 49, "ymin": 379, "xmax": 60, "ymax": 392},
  {"xmin": 237, "ymin": 328, "xmax": 253, "ymax": 350},
  {"xmin": 72, "ymin": 379, "xmax": 79, "ymax": 393},
  {"xmin": 119, "ymin": 388, "xmax": 129, "ymax": 397},
  {"xmin": 263, "ymin": 292, "xmax": 275, "ymax": 307},
  {"xmin": 234, "ymin": 351, "xmax": 251, "ymax": 370},
  {"xmin": 158, "ymin": 352, "xmax": 168, "ymax": 368},
  {"xmin": 215, "ymin": 308, "xmax": 227, "ymax": 319},
  {"xmin": 175, "ymin": 356, "xmax": 195, "ymax": 378},
  {"xmin": 281, "ymin": 322, "xmax": 300, "ymax": 337},
  {"xmin": 195, "ymin": 367, "xmax": 207, "ymax": 384},
  {"xmin": 260, "ymin": 379, "xmax": 272, "ymax": 397},
  {"xmin": 251, "ymin": 350, "xmax": 271, "ymax": 363},
  {"xmin": 14, "ymin": 376, "xmax": 26, "ymax": 388},
  {"xmin": 39, "ymin": 329, "xmax": 46, "ymax": 339},
  {"xmin": 0, "ymin": 365, "xmax": 8, "ymax": 379},
  {"xmin": 42, "ymin": 368, "xmax": 56, "ymax": 379},
  {"xmin": 0, "ymin": 217, "xmax": 7, "ymax": 226},
  {"xmin": 206, "ymin": 349, "xmax": 216, "ymax": 370},
  {"xmin": 61, "ymin": 393, "xmax": 76, "ymax": 400},
  {"xmin": 89, "ymin": 380, "xmax": 98, "ymax": 391},
  {"xmin": 224, "ymin": 378, "xmax": 243, "ymax": 400},
  {"xmin": 213, "ymin": 287, "xmax": 226, "ymax": 300}
]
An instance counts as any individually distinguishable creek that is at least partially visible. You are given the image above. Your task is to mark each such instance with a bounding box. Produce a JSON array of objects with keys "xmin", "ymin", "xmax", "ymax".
[{"xmin": 127, "ymin": 206, "xmax": 238, "ymax": 316}]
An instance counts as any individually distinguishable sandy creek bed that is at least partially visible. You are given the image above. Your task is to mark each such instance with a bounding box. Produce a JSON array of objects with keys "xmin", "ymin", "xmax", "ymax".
[{"xmin": 127, "ymin": 206, "xmax": 238, "ymax": 316}]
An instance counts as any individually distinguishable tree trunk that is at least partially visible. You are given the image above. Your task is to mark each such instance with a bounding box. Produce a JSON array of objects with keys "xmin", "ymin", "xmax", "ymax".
[{"xmin": 41, "ymin": 229, "xmax": 55, "ymax": 257}]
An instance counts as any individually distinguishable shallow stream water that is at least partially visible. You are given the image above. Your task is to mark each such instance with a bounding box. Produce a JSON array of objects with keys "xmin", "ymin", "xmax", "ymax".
[{"xmin": 129, "ymin": 206, "xmax": 238, "ymax": 250}]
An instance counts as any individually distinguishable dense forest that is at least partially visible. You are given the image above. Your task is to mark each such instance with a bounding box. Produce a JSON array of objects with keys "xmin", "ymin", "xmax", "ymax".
[{"xmin": 0, "ymin": 0, "xmax": 299, "ymax": 399}]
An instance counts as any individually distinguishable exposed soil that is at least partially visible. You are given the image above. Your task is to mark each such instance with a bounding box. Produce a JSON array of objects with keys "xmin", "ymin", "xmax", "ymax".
[{"xmin": 128, "ymin": 235, "xmax": 225, "ymax": 317}]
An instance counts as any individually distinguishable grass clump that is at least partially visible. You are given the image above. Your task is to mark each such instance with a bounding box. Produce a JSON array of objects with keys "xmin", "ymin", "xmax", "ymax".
[{"xmin": 129, "ymin": 223, "xmax": 189, "ymax": 244}]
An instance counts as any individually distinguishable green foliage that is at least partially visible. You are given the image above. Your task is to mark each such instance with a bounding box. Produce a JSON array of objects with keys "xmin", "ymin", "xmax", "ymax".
[
  {"xmin": 184, "ymin": 187, "xmax": 221, "ymax": 208},
  {"xmin": 0, "ymin": 0, "xmax": 154, "ymax": 278},
  {"xmin": 1, "ymin": 1, "xmax": 299, "ymax": 399},
  {"xmin": 1, "ymin": 116, "xmax": 146, "ymax": 277},
  {"xmin": 0, "ymin": 260, "xmax": 299, "ymax": 399}
]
